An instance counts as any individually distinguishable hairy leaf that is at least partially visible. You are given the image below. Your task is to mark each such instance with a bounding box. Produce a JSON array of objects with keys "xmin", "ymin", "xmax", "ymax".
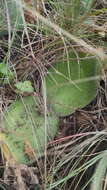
[
  {"xmin": 1, "ymin": 96, "xmax": 58, "ymax": 164},
  {"xmin": 43, "ymin": 51, "xmax": 99, "ymax": 116}
]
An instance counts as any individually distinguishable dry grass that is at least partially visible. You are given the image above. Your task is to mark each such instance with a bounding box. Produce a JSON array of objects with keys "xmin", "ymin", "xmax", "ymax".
[{"xmin": 0, "ymin": 0, "xmax": 107, "ymax": 190}]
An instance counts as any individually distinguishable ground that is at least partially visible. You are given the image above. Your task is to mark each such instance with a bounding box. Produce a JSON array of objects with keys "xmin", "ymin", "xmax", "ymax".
[{"xmin": 0, "ymin": 1, "xmax": 107, "ymax": 190}]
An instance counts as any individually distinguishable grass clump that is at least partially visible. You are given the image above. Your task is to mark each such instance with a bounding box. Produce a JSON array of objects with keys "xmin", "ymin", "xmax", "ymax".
[{"xmin": 0, "ymin": 0, "xmax": 107, "ymax": 189}]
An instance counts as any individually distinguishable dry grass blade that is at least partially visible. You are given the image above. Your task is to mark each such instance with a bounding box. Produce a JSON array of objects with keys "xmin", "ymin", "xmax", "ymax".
[
  {"xmin": 22, "ymin": 2, "xmax": 107, "ymax": 61},
  {"xmin": 0, "ymin": 1, "xmax": 107, "ymax": 190}
]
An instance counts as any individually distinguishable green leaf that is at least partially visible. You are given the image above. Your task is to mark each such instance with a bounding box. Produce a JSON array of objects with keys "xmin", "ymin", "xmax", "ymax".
[
  {"xmin": 15, "ymin": 81, "xmax": 34, "ymax": 93},
  {"xmin": 0, "ymin": 63, "xmax": 12, "ymax": 75},
  {"xmin": 43, "ymin": 51, "xmax": 99, "ymax": 116},
  {"xmin": 0, "ymin": 63, "xmax": 14, "ymax": 84},
  {"xmin": 0, "ymin": 0, "xmax": 23, "ymax": 36},
  {"xmin": 1, "ymin": 96, "xmax": 58, "ymax": 164},
  {"xmin": 91, "ymin": 151, "xmax": 107, "ymax": 190},
  {"xmin": 81, "ymin": 0, "xmax": 94, "ymax": 12}
]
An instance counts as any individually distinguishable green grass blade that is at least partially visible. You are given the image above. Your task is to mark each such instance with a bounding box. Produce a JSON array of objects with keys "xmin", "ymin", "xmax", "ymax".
[{"xmin": 91, "ymin": 151, "xmax": 107, "ymax": 190}]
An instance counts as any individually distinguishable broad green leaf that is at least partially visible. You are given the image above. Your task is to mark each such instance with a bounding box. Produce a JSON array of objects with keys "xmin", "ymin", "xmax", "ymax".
[
  {"xmin": 1, "ymin": 96, "xmax": 58, "ymax": 164},
  {"xmin": 15, "ymin": 81, "xmax": 34, "ymax": 93},
  {"xmin": 43, "ymin": 51, "xmax": 99, "ymax": 116}
]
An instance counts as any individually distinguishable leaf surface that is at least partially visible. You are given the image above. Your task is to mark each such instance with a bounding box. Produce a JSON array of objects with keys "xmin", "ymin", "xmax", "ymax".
[{"xmin": 43, "ymin": 51, "xmax": 99, "ymax": 116}]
